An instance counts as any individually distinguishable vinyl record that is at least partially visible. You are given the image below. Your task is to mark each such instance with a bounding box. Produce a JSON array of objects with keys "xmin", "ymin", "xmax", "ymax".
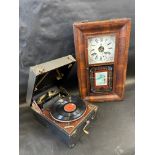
[{"xmin": 49, "ymin": 96, "xmax": 87, "ymax": 122}]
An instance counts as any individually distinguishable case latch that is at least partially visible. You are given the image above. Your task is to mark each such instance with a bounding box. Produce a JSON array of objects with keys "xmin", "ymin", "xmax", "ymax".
[{"xmin": 38, "ymin": 68, "xmax": 45, "ymax": 74}]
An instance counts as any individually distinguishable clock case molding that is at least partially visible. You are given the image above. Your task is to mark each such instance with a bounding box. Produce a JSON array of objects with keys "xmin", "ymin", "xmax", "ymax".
[{"xmin": 73, "ymin": 18, "xmax": 131, "ymax": 102}]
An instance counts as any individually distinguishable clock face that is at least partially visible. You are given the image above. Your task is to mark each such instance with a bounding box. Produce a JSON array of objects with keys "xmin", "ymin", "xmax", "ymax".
[{"xmin": 88, "ymin": 34, "xmax": 116, "ymax": 64}]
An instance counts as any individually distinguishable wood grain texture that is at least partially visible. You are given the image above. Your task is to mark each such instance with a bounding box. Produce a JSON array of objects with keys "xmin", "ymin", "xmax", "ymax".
[
  {"xmin": 73, "ymin": 18, "xmax": 131, "ymax": 102},
  {"xmin": 32, "ymin": 103, "xmax": 97, "ymax": 135}
]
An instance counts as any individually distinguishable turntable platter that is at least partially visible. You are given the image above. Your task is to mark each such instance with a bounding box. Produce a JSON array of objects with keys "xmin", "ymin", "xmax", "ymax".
[{"xmin": 49, "ymin": 96, "xmax": 87, "ymax": 122}]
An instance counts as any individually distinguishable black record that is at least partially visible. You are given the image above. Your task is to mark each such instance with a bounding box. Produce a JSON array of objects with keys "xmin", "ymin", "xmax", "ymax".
[{"xmin": 49, "ymin": 96, "xmax": 86, "ymax": 122}]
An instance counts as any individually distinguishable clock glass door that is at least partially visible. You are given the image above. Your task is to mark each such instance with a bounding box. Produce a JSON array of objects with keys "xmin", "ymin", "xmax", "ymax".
[
  {"xmin": 89, "ymin": 65, "xmax": 113, "ymax": 93},
  {"xmin": 87, "ymin": 34, "xmax": 116, "ymax": 94}
]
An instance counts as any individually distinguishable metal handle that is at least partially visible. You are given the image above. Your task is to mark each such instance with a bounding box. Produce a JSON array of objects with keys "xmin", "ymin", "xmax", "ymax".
[
  {"xmin": 64, "ymin": 125, "xmax": 74, "ymax": 129},
  {"xmin": 83, "ymin": 120, "xmax": 90, "ymax": 135}
]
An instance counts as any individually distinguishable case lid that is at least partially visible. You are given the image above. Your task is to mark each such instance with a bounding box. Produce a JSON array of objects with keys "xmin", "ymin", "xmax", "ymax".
[{"xmin": 26, "ymin": 55, "xmax": 76, "ymax": 106}]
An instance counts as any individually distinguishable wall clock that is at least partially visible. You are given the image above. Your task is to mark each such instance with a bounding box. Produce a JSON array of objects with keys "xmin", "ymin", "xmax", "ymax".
[{"xmin": 73, "ymin": 18, "xmax": 131, "ymax": 102}]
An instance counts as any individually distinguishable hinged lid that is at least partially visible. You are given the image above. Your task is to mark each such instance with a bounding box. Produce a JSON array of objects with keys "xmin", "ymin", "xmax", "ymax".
[{"xmin": 26, "ymin": 55, "xmax": 76, "ymax": 106}]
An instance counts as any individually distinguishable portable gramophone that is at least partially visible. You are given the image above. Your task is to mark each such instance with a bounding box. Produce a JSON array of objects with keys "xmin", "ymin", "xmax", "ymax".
[{"xmin": 26, "ymin": 55, "xmax": 98, "ymax": 148}]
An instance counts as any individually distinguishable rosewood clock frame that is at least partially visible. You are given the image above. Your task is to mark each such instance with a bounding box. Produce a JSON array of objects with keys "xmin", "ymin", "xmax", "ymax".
[{"xmin": 73, "ymin": 18, "xmax": 131, "ymax": 102}]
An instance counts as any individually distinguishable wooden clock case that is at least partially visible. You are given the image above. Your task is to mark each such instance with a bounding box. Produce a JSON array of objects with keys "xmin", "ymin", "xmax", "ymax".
[{"xmin": 73, "ymin": 18, "xmax": 131, "ymax": 102}]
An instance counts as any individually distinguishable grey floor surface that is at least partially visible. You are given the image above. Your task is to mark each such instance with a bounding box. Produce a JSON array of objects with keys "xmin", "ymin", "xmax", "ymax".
[{"xmin": 19, "ymin": 83, "xmax": 135, "ymax": 155}]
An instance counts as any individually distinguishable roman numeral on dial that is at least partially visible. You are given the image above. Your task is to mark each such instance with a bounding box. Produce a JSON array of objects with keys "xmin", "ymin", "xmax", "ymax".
[
  {"xmin": 95, "ymin": 39, "xmax": 98, "ymax": 43},
  {"xmin": 90, "ymin": 49, "xmax": 95, "ymax": 52},
  {"xmin": 95, "ymin": 55, "xmax": 98, "ymax": 60},
  {"xmin": 91, "ymin": 53, "xmax": 97, "ymax": 56}
]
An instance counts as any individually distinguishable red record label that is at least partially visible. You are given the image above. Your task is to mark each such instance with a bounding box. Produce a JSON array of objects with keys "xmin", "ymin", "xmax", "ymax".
[{"xmin": 64, "ymin": 103, "xmax": 76, "ymax": 112}]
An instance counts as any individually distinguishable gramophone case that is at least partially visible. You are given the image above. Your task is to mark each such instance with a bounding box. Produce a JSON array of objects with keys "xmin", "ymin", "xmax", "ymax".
[{"xmin": 26, "ymin": 55, "xmax": 98, "ymax": 148}]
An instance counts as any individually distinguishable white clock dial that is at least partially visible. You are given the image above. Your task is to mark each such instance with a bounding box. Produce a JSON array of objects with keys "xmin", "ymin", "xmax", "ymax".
[{"xmin": 88, "ymin": 35, "xmax": 116, "ymax": 64}]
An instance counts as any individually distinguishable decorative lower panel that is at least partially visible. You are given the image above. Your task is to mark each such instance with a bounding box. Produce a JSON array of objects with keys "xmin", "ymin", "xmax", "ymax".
[{"xmin": 89, "ymin": 65, "xmax": 113, "ymax": 94}]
